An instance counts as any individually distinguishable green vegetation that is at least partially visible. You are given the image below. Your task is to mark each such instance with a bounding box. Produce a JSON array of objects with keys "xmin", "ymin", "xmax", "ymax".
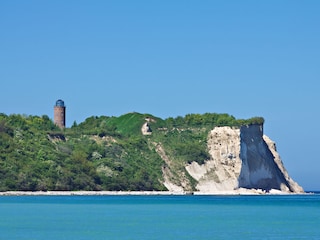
[{"xmin": 0, "ymin": 112, "xmax": 264, "ymax": 191}]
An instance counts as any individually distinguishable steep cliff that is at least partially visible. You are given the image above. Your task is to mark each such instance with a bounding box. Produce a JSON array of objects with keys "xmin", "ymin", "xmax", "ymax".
[{"xmin": 184, "ymin": 125, "xmax": 304, "ymax": 193}]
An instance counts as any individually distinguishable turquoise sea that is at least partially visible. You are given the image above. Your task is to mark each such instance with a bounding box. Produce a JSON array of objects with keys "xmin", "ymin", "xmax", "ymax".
[{"xmin": 1, "ymin": 194, "xmax": 320, "ymax": 240}]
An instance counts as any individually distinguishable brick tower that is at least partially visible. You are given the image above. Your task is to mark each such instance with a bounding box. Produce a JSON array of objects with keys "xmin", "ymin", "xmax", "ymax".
[{"xmin": 54, "ymin": 99, "xmax": 66, "ymax": 128}]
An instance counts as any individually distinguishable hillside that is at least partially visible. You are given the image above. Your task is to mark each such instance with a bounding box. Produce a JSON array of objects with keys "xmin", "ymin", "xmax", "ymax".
[{"xmin": 0, "ymin": 112, "xmax": 302, "ymax": 193}]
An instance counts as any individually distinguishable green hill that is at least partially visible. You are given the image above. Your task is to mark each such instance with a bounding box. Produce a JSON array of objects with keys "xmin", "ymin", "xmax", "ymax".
[{"xmin": 0, "ymin": 112, "xmax": 263, "ymax": 191}]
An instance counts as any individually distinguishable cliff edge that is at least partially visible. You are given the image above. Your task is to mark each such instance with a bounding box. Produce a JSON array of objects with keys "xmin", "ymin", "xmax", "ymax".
[{"xmin": 184, "ymin": 124, "xmax": 304, "ymax": 194}]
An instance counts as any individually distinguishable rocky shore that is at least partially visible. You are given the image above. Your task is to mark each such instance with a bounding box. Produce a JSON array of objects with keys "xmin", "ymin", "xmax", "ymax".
[
  {"xmin": 0, "ymin": 191, "xmax": 184, "ymax": 196},
  {"xmin": 0, "ymin": 188, "xmax": 304, "ymax": 196}
]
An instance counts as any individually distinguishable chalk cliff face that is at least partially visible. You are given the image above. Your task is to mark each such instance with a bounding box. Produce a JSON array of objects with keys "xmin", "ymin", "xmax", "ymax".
[{"xmin": 184, "ymin": 124, "xmax": 303, "ymax": 193}]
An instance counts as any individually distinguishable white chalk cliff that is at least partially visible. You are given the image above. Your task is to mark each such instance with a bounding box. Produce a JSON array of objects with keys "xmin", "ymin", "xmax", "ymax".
[{"xmin": 182, "ymin": 124, "xmax": 304, "ymax": 193}]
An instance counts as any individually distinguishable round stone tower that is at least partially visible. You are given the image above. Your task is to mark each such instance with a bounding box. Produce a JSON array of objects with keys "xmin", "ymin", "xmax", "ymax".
[{"xmin": 54, "ymin": 99, "xmax": 66, "ymax": 128}]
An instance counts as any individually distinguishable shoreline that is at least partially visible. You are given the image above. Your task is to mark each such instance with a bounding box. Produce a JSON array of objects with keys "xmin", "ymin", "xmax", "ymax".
[
  {"xmin": 0, "ymin": 191, "xmax": 185, "ymax": 196},
  {"xmin": 0, "ymin": 189, "xmax": 309, "ymax": 196}
]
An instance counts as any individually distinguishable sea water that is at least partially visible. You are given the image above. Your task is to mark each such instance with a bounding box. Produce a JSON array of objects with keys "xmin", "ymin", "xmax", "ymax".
[{"xmin": 0, "ymin": 194, "xmax": 319, "ymax": 240}]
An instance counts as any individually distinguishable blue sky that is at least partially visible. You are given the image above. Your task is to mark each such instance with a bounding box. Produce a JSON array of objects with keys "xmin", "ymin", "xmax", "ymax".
[{"xmin": 1, "ymin": 1, "xmax": 319, "ymax": 190}]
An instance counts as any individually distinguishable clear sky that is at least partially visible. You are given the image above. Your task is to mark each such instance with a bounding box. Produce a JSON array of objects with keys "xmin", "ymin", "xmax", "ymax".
[{"xmin": 1, "ymin": 1, "xmax": 319, "ymax": 190}]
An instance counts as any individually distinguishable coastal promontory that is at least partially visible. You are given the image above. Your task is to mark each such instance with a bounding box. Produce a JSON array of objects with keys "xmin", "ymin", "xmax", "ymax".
[{"xmin": 0, "ymin": 112, "xmax": 303, "ymax": 194}]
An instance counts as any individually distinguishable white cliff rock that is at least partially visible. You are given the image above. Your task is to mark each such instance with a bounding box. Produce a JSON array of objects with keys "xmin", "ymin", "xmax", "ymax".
[
  {"xmin": 141, "ymin": 122, "xmax": 152, "ymax": 135},
  {"xmin": 185, "ymin": 125, "xmax": 304, "ymax": 194},
  {"xmin": 186, "ymin": 126, "xmax": 242, "ymax": 192},
  {"xmin": 263, "ymin": 135, "xmax": 304, "ymax": 193}
]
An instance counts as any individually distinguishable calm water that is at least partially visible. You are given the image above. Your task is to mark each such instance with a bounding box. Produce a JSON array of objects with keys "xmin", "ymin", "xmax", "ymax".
[{"xmin": 0, "ymin": 194, "xmax": 320, "ymax": 239}]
